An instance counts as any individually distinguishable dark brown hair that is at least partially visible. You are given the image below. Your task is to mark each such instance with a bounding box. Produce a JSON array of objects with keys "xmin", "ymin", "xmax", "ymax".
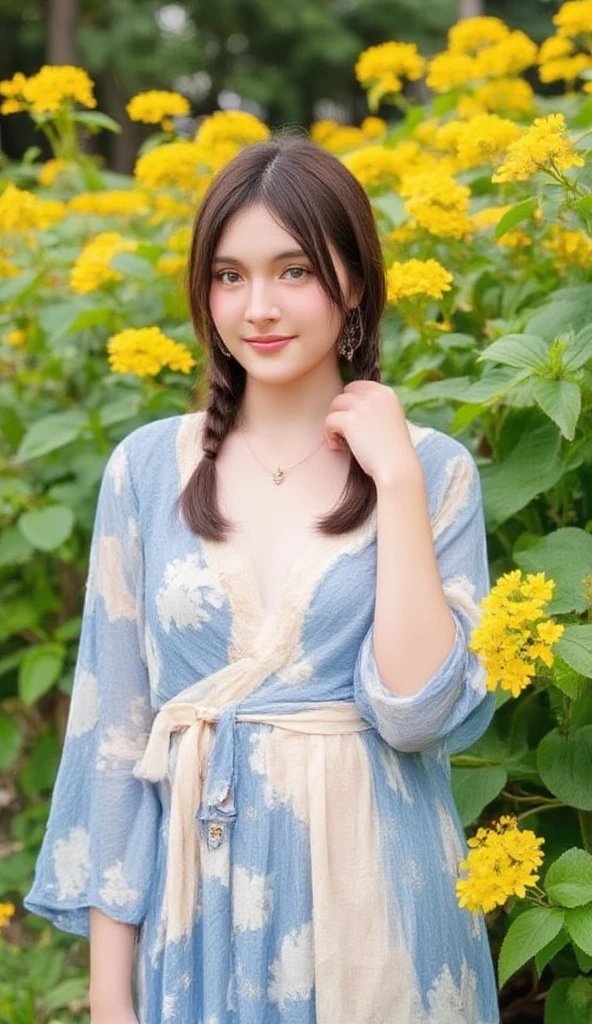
[{"xmin": 176, "ymin": 130, "xmax": 387, "ymax": 542}]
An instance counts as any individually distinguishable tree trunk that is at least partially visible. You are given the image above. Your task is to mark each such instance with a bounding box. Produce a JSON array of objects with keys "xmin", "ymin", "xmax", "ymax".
[
  {"xmin": 458, "ymin": 0, "xmax": 484, "ymax": 18},
  {"xmin": 46, "ymin": 0, "xmax": 79, "ymax": 64},
  {"xmin": 100, "ymin": 66, "xmax": 144, "ymax": 175}
]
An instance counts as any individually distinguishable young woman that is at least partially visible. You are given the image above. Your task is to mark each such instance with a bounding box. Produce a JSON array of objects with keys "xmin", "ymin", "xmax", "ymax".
[{"xmin": 25, "ymin": 134, "xmax": 500, "ymax": 1023}]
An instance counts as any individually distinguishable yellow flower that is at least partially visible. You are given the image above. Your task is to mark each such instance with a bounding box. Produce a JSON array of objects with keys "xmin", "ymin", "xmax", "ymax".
[
  {"xmin": 426, "ymin": 51, "xmax": 478, "ymax": 92},
  {"xmin": 456, "ymin": 78, "xmax": 535, "ymax": 118},
  {"xmin": 4, "ymin": 328, "xmax": 26, "ymax": 347},
  {"xmin": 22, "ymin": 64, "xmax": 96, "ymax": 114},
  {"xmin": 361, "ymin": 116, "xmax": 387, "ymax": 139},
  {"xmin": 157, "ymin": 254, "xmax": 187, "ymax": 276},
  {"xmin": 411, "ymin": 116, "xmax": 441, "ymax": 146},
  {"xmin": 543, "ymin": 224, "xmax": 592, "ymax": 267},
  {"xmin": 107, "ymin": 326, "xmax": 196, "ymax": 377},
  {"xmin": 471, "ymin": 204, "xmax": 513, "ymax": 230},
  {"xmin": 166, "ymin": 226, "xmax": 191, "ymax": 253},
  {"xmin": 0, "ymin": 903, "xmax": 15, "ymax": 928},
  {"xmin": 69, "ymin": 190, "xmax": 150, "ymax": 217},
  {"xmin": 553, "ymin": 0, "xmax": 592, "ymax": 37},
  {"xmin": 399, "ymin": 169, "xmax": 473, "ymax": 239},
  {"xmin": 148, "ymin": 194, "xmax": 195, "ymax": 226},
  {"xmin": 341, "ymin": 146, "xmax": 404, "ymax": 189},
  {"xmin": 70, "ymin": 232, "xmax": 137, "ymax": 294},
  {"xmin": 311, "ymin": 121, "xmax": 368, "ymax": 153},
  {"xmin": 434, "ymin": 114, "xmax": 521, "ymax": 170},
  {"xmin": 538, "ymin": 35, "xmax": 575, "ymax": 63},
  {"xmin": 195, "ymin": 109, "xmax": 270, "ymax": 148},
  {"xmin": 386, "ymin": 222, "xmax": 418, "ymax": 248},
  {"xmin": 386, "ymin": 258, "xmax": 453, "ymax": 303},
  {"xmin": 37, "ymin": 158, "xmax": 70, "ymax": 186},
  {"xmin": 457, "ymin": 816, "xmax": 545, "ymax": 914},
  {"xmin": 538, "ymin": 53, "xmax": 592, "ymax": 84},
  {"xmin": 126, "ymin": 90, "xmax": 190, "ymax": 125},
  {"xmin": 448, "ymin": 16, "xmax": 510, "ymax": 54},
  {"xmin": 1, "ymin": 98, "xmax": 23, "ymax": 114},
  {"xmin": 0, "ymin": 252, "xmax": 20, "ymax": 278},
  {"xmin": 469, "ymin": 569, "xmax": 565, "ymax": 697},
  {"xmin": 134, "ymin": 140, "xmax": 204, "ymax": 190},
  {"xmin": 473, "ymin": 31, "xmax": 538, "ymax": 78},
  {"xmin": 355, "ymin": 41, "xmax": 425, "ymax": 106},
  {"xmin": 492, "ymin": 112, "xmax": 584, "ymax": 183},
  {"xmin": 0, "ymin": 184, "xmax": 66, "ymax": 233}
]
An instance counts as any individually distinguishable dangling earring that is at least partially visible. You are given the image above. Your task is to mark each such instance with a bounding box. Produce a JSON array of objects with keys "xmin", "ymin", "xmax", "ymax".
[
  {"xmin": 337, "ymin": 305, "xmax": 363, "ymax": 361},
  {"xmin": 211, "ymin": 325, "xmax": 232, "ymax": 358}
]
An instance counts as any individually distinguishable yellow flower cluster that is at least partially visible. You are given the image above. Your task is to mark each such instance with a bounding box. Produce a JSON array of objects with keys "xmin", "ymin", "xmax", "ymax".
[
  {"xmin": 69, "ymin": 190, "xmax": 150, "ymax": 217},
  {"xmin": 311, "ymin": 117, "xmax": 387, "ymax": 154},
  {"xmin": 107, "ymin": 326, "xmax": 196, "ymax": 377},
  {"xmin": 156, "ymin": 226, "xmax": 191, "ymax": 277},
  {"xmin": 355, "ymin": 41, "xmax": 425, "ymax": 106},
  {"xmin": 434, "ymin": 114, "xmax": 521, "ymax": 170},
  {"xmin": 469, "ymin": 569, "xmax": 565, "ymax": 698},
  {"xmin": 471, "ymin": 205, "xmax": 513, "ymax": 231},
  {"xmin": 4, "ymin": 329, "xmax": 26, "ymax": 348},
  {"xmin": 456, "ymin": 78, "xmax": 535, "ymax": 118},
  {"xmin": 70, "ymin": 232, "xmax": 137, "ymax": 294},
  {"xmin": 0, "ymin": 65, "xmax": 96, "ymax": 115},
  {"xmin": 126, "ymin": 90, "xmax": 190, "ymax": 125},
  {"xmin": 0, "ymin": 902, "xmax": 15, "ymax": 928},
  {"xmin": 342, "ymin": 146, "xmax": 404, "ymax": 189},
  {"xmin": 543, "ymin": 224, "xmax": 592, "ymax": 267},
  {"xmin": 448, "ymin": 16, "xmax": 510, "ymax": 54},
  {"xmin": 398, "ymin": 169, "xmax": 473, "ymax": 239},
  {"xmin": 539, "ymin": 53, "xmax": 592, "ymax": 86},
  {"xmin": 456, "ymin": 815, "xmax": 545, "ymax": 914},
  {"xmin": 553, "ymin": 0, "xmax": 592, "ymax": 37},
  {"xmin": 147, "ymin": 194, "xmax": 195, "ymax": 226},
  {"xmin": 426, "ymin": 18, "xmax": 537, "ymax": 93},
  {"xmin": 0, "ymin": 184, "xmax": 66, "ymax": 233},
  {"xmin": 195, "ymin": 109, "xmax": 270, "ymax": 149},
  {"xmin": 37, "ymin": 158, "xmax": 72, "ymax": 187},
  {"xmin": 386, "ymin": 258, "xmax": 453, "ymax": 303},
  {"xmin": 134, "ymin": 140, "xmax": 204, "ymax": 191},
  {"xmin": 492, "ymin": 112, "xmax": 584, "ymax": 183}
]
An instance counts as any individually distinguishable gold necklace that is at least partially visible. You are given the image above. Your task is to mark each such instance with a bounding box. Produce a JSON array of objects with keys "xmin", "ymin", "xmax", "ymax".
[{"xmin": 240, "ymin": 431, "xmax": 327, "ymax": 485}]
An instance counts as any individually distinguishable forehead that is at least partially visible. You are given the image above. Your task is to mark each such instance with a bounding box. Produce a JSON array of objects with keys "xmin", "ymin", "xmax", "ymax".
[{"xmin": 213, "ymin": 203, "xmax": 297, "ymax": 254}]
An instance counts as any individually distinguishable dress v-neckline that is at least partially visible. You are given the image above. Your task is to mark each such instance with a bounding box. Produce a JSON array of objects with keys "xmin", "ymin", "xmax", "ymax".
[{"xmin": 176, "ymin": 410, "xmax": 379, "ymax": 632}]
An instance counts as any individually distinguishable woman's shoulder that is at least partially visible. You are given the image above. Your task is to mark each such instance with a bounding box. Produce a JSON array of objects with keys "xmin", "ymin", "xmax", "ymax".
[
  {"xmin": 404, "ymin": 417, "xmax": 481, "ymax": 495},
  {"xmin": 114, "ymin": 411, "xmax": 205, "ymax": 490}
]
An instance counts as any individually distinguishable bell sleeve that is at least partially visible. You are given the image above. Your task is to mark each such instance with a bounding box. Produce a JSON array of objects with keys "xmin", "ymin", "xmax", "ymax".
[
  {"xmin": 23, "ymin": 435, "xmax": 161, "ymax": 938},
  {"xmin": 353, "ymin": 434, "xmax": 496, "ymax": 757}
]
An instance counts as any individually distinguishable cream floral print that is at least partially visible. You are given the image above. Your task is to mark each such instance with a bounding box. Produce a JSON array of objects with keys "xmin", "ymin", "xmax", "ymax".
[{"xmin": 25, "ymin": 410, "xmax": 500, "ymax": 1023}]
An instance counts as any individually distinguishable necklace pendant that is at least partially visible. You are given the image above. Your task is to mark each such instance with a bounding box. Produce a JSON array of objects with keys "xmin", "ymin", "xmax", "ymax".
[{"xmin": 272, "ymin": 467, "xmax": 284, "ymax": 485}]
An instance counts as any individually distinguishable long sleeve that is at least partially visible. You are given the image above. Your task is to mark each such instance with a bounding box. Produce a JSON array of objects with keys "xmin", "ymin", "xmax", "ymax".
[
  {"xmin": 353, "ymin": 433, "xmax": 496, "ymax": 756},
  {"xmin": 23, "ymin": 436, "xmax": 161, "ymax": 938}
]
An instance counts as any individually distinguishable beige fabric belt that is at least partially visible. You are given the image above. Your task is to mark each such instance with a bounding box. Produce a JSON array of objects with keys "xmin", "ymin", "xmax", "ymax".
[{"xmin": 134, "ymin": 698, "xmax": 372, "ymax": 944}]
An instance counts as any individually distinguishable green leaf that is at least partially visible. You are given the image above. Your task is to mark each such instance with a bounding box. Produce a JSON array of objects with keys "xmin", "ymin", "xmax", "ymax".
[
  {"xmin": 371, "ymin": 192, "xmax": 406, "ymax": 227},
  {"xmin": 16, "ymin": 411, "xmax": 87, "ymax": 461},
  {"xmin": 498, "ymin": 906, "xmax": 564, "ymax": 988},
  {"xmin": 513, "ymin": 528, "xmax": 592, "ymax": 615},
  {"xmin": 18, "ymin": 505, "xmax": 75, "ymax": 552},
  {"xmin": 480, "ymin": 421, "xmax": 564, "ymax": 531},
  {"xmin": 564, "ymin": 326, "xmax": 592, "ymax": 370},
  {"xmin": 98, "ymin": 394, "xmax": 141, "ymax": 427},
  {"xmin": 72, "ymin": 110, "xmax": 122, "ymax": 133},
  {"xmin": 537, "ymin": 726, "xmax": 592, "ymax": 811},
  {"xmin": 544, "ymin": 977, "xmax": 592, "ymax": 1023},
  {"xmin": 534, "ymin": 926, "xmax": 569, "ymax": 977},
  {"xmin": 565, "ymin": 904, "xmax": 592, "ymax": 956},
  {"xmin": 532, "ymin": 379, "xmax": 582, "ymax": 440},
  {"xmin": 450, "ymin": 765, "xmax": 507, "ymax": 826},
  {"xmin": 555, "ymin": 625, "xmax": 592, "ymax": 679},
  {"xmin": 494, "ymin": 197, "xmax": 539, "ymax": 239},
  {"xmin": 19, "ymin": 644, "xmax": 65, "ymax": 706},
  {"xmin": 110, "ymin": 251, "xmax": 154, "ymax": 279},
  {"xmin": 526, "ymin": 285, "xmax": 592, "ymax": 342},
  {"xmin": 545, "ymin": 849, "xmax": 592, "ymax": 907},
  {"xmin": 553, "ymin": 657, "xmax": 586, "ymax": 700},
  {"xmin": 44, "ymin": 978, "xmax": 90, "ymax": 1012},
  {"xmin": 0, "ymin": 715, "xmax": 24, "ymax": 772},
  {"xmin": 478, "ymin": 334, "xmax": 550, "ymax": 371},
  {"xmin": 574, "ymin": 942, "xmax": 592, "ymax": 973}
]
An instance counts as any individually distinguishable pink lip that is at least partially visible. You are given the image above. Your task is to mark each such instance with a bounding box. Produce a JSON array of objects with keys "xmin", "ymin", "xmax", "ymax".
[{"xmin": 244, "ymin": 335, "xmax": 296, "ymax": 352}]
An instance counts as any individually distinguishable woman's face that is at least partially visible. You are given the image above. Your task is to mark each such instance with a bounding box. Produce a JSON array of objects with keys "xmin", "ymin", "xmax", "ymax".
[{"xmin": 209, "ymin": 202, "xmax": 356, "ymax": 383}]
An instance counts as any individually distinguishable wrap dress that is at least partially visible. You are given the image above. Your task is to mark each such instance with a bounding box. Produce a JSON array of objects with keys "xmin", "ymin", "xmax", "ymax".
[{"xmin": 24, "ymin": 409, "xmax": 500, "ymax": 1024}]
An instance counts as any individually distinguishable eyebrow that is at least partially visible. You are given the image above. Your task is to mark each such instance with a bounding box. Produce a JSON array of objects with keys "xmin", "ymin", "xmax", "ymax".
[{"xmin": 211, "ymin": 249, "xmax": 308, "ymax": 265}]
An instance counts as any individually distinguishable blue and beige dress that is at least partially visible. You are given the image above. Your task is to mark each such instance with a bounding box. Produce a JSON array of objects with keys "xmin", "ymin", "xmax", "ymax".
[{"xmin": 25, "ymin": 409, "xmax": 500, "ymax": 1023}]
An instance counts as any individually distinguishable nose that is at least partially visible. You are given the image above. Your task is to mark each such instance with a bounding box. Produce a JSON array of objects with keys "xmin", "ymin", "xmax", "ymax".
[{"xmin": 244, "ymin": 279, "xmax": 281, "ymax": 326}]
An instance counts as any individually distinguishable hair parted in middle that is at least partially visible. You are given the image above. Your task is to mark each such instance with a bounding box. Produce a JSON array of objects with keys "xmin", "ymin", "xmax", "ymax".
[{"xmin": 175, "ymin": 129, "xmax": 387, "ymax": 543}]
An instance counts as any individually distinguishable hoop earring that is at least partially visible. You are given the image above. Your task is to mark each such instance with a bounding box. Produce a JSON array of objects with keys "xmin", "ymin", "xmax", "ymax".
[
  {"xmin": 211, "ymin": 326, "xmax": 232, "ymax": 358},
  {"xmin": 337, "ymin": 305, "xmax": 363, "ymax": 361}
]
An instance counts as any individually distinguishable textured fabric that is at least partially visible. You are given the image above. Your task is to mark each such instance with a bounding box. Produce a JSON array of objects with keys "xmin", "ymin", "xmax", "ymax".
[{"xmin": 24, "ymin": 410, "xmax": 500, "ymax": 1024}]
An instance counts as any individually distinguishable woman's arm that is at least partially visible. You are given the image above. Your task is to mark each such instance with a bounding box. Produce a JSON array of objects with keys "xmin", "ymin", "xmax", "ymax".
[{"xmin": 89, "ymin": 907, "xmax": 138, "ymax": 1022}]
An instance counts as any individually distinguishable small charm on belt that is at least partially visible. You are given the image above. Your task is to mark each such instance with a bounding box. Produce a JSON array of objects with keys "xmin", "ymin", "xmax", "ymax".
[
  {"xmin": 206, "ymin": 822, "xmax": 225, "ymax": 849},
  {"xmin": 272, "ymin": 467, "xmax": 284, "ymax": 485}
]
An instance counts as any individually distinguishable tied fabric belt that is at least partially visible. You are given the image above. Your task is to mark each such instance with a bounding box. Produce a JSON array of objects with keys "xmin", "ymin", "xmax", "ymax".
[{"xmin": 133, "ymin": 698, "xmax": 372, "ymax": 943}]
